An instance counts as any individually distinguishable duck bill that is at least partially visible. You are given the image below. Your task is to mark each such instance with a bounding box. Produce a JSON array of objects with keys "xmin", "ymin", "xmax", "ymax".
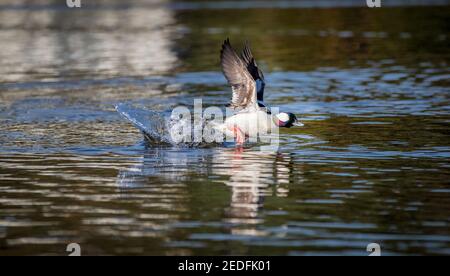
[{"xmin": 293, "ymin": 121, "xmax": 304, "ymax": 127}]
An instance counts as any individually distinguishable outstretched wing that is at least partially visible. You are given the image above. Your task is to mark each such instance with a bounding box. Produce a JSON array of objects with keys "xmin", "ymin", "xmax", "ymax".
[
  {"xmin": 240, "ymin": 41, "xmax": 265, "ymax": 102},
  {"xmin": 220, "ymin": 38, "xmax": 257, "ymax": 109}
]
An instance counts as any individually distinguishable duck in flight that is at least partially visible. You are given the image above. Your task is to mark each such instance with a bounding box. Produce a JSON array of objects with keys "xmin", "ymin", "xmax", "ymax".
[{"xmin": 216, "ymin": 38, "xmax": 304, "ymax": 146}]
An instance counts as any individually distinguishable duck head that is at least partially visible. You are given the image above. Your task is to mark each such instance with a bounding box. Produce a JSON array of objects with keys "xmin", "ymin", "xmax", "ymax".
[{"xmin": 275, "ymin": 112, "xmax": 304, "ymax": 128}]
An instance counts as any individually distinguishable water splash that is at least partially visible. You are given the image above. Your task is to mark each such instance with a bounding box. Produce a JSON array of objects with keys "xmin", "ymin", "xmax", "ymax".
[
  {"xmin": 115, "ymin": 103, "xmax": 221, "ymax": 147},
  {"xmin": 116, "ymin": 103, "xmax": 173, "ymax": 145}
]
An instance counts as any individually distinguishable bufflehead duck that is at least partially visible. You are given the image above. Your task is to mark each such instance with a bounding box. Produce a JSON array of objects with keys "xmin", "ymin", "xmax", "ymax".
[{"xmin": 217, "ymin": 38, "xmax": 303, "ymax": 145}]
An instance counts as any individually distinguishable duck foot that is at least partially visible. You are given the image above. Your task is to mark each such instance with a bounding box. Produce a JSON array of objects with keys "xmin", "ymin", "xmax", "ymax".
[{"xmin": 230, "ymin": 126, "xmax": 245, "ymax": 147}]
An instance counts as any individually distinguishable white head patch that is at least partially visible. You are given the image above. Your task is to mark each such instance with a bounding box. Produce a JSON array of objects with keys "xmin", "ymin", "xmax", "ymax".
[{"xmin": 276, "ymin": 112, "xmax": 290, "ymax": 122}]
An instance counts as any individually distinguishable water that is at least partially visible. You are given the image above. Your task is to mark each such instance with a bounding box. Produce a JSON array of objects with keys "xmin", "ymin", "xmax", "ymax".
[{"xmin": 0, "ymin": 0, "xmax": 449, "ymax": 255}]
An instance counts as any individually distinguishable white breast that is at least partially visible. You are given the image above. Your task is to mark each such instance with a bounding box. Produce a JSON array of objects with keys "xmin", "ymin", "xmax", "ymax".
[{"xmin": 225, "ymin": 110, "xmax": 276, "ymax": 138}]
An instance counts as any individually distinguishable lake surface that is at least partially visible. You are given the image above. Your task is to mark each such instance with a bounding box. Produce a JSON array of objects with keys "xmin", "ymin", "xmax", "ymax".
[{"xmin": 0, "ymin": 0, "xmax": 449, "ymax": 255}]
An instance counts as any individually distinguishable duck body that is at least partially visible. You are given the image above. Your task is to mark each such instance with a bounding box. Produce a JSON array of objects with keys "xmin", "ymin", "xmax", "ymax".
[
  {"xmin": 226, "ymin": 109, "xmax": 276, "ymax": 134},
  {"xmin": 218, "ymin": 38, "xmax": 303, "ymax": 146},
  {"xmin": 213, "ymin": 107, "xmax": 277, "ymax": 143}
]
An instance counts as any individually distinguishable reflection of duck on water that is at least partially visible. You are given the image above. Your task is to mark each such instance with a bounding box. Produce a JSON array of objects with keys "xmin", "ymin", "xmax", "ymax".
[
  {"xmin": 117, "ymin": 148, "xmax": 301, "ymax": 222},
  {"xmin": 116, "ymin": 140, "xmax": 303, "ymax": 240},
  {"xmin": 117, "ymin": 146, "xmax": 214, "ymax": 190},
  {"xmin": 212, "ymin": 150, "xmax": 300, "ymax": 226}
]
